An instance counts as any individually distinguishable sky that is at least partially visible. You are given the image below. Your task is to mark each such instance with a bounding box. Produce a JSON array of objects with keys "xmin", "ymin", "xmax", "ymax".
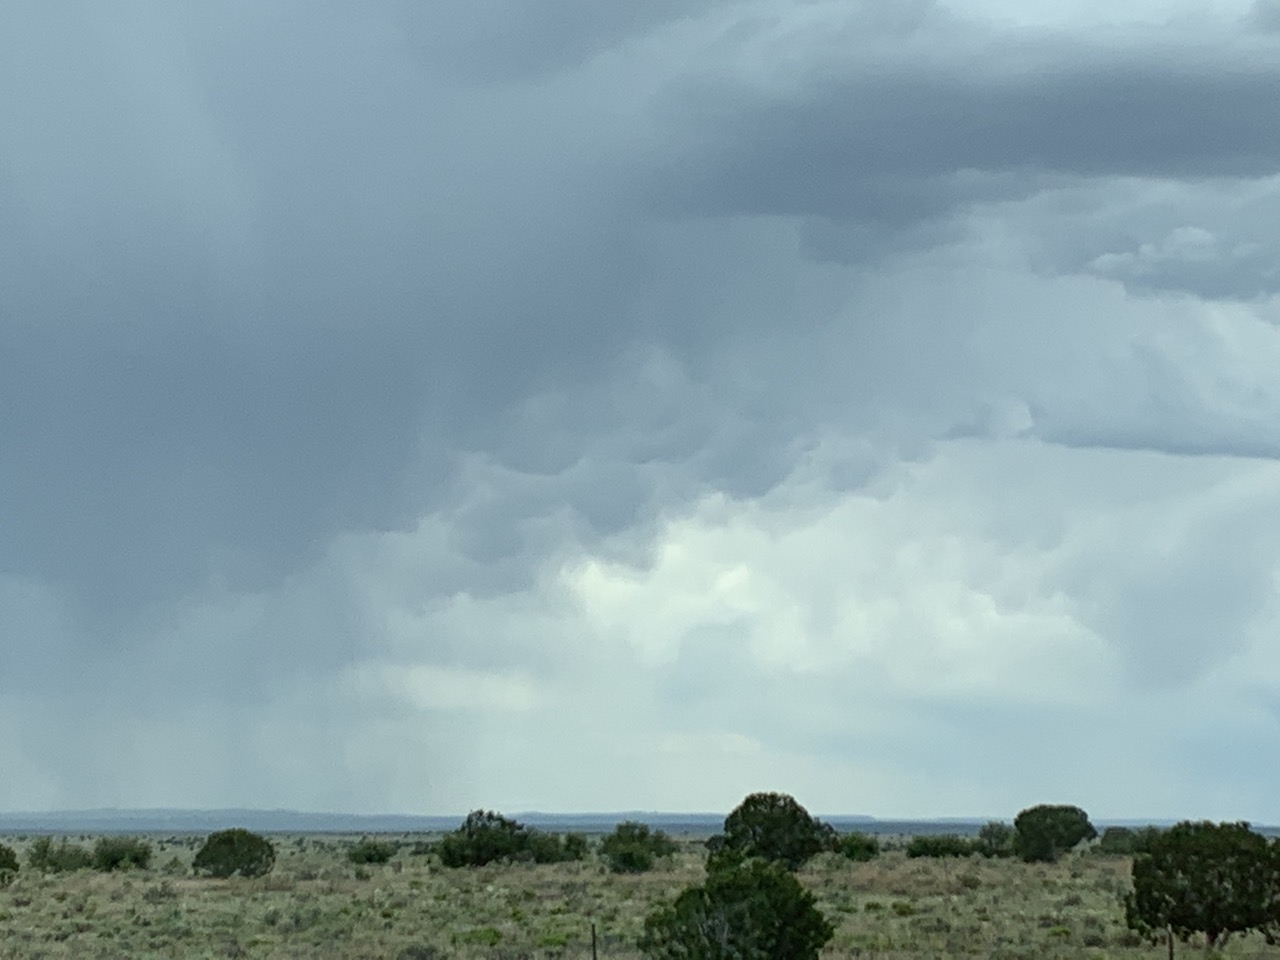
[{"xmin": 1, "ymin": 0, "xmax": 1278, "ymax": 823}]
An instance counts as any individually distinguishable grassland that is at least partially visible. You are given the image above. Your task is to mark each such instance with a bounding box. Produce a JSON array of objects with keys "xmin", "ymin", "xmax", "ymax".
[{"xmin": 2, "ymin": 833, "xmax": 1279, "ymax": 959}]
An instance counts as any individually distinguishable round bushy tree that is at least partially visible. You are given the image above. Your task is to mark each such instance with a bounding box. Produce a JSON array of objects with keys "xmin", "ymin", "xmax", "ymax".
[
  {"xmin": 1013, "ymin": 804, "xmax": 1096, "ymax": 863},
  {"xmin": 192, "ymin": 828, "xmax": 276, "ymax": 878},
  {"xmin": 601, "ymin": 821, "xmax": 678, "ymax": 873},
  {"xmin": 639, "ymin": 859, "xmax": 834, "ymax": 960},
  {"xmin": 1125, "ymin": 821, "xmax": 1280, "ymax": 953},
  {"xmin": 711, "ymin": 792, "xmax": 834, "ymax": 872}
]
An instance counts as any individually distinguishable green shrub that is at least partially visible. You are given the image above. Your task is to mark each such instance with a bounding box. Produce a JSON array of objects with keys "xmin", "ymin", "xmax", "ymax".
[
  {"xmin": 707, "ymin": 792, "xmax": 835, "ymax": 872},
  {"xmin": 1013, "ymin": 805, "xmax": 1096, "ymax": 863},
  {"xmin": 436, "ymin": 811, "xmax": 584, "ymax": 866},
  {"xmin": 836, "ymin": 831, "xmax": 880, "ymax": 862},
  {"xmin": 600, "ymin": 821, "xmax": 678, "ymax": 873},
  {"xmin": 27, "ymin": 836, "xmax": 93, "ymax": 873},
  {"xmin": 639, "ymin": 859, "xmax": 834, "ymax": 960},
  {"xmin": 906, "ymin": 834, "xmax": 973, "ymax": 858},
  {"xmin": 192, "ymin": 828, "xmax": 276, "ymax": 878},
  {"xmin": 974, "ymin": 821, "xmax": 1016, "ymax": 858},
  {"xmin": 0, "ymin": 842, "xmax": 17, "ymax": 886},
  {"xmin": 92, "ymin": 836, "xmax": 153, "ymax": 871},
  {"xmin": 528, "ymin": 829, "xmax": 588, "ymax": 864},
  {"xmin": 1097, "ymin": 825, "xmax": 1163, "ymax": 856},
  {"xmin": 561, "ymin": 832, "xmax": 589, "ymax": 861},
  {"xmin": 347, "ymin": 838, "xmax": 396, "ymax": 865},
  {"xmin": 438, "ymin": 811, "xmax": 529, "ymax": 867}
]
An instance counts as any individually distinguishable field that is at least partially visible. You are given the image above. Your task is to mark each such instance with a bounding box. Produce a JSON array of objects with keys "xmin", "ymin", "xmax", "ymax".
[{"xmin": 2, "ymin": 833, "xmax": 1280, "ymax": 959}]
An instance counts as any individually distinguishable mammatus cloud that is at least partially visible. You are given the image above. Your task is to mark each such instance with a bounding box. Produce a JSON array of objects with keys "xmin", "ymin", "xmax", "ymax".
[{"xmin": 1, "ymin": 0, "xmax": 1278, "ymax": 819}]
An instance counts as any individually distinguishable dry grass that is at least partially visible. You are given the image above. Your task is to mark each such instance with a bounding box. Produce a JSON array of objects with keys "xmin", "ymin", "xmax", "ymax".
[{"xmin": 1, "ymin": 834, "xmax": 1278, "ymax": 959}]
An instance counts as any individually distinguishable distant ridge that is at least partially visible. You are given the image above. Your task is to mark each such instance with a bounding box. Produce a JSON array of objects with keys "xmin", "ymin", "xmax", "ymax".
[
  {"xmin": 1, "ymin": 809, "xmax": 1271, "ymax": 836},
  {"xmin": 0, "ymin": 808, "xmax": 881, "ymax": 835}
]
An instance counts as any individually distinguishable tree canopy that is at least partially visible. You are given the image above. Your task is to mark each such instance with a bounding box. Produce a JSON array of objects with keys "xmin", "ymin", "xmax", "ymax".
[
  {"xmin": 600, "ymin": 821, "xmax": 678, "ymax": 873},
  {"xmin": 1013, "ymin": 804, "xmax": 1096, "ymax": 863},
  {"xmin": 1125, "ymin": 820, "xmax": 1280, "ymax": 953},
  {"xmin": 710, "ymin": 792, "xmax": 835, "ymax": 872},
  {"xmin": 192, "ymin": 828, "xmax": 276, "ymax": 879},
  {"xmin": 639, "ymin": 858, "xmax": 834, "ymax": 960}
]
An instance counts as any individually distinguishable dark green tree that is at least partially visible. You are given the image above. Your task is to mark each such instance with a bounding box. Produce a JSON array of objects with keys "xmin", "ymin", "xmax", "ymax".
[
  {"xmin": 1125, "ymin": 821, "xmax": 1280, "ymax": 954},
  {"xmin": 347, "ymin": 838, "xmax": 396, "ymax": 865},
  {"xmin": 92, "ymin": 836, "xmax": 153, "ymax": 871},
  {"xmin": 906, "ymin": 834, "xmax": 974, "ymax": 858},
  {"xmin": 192, "ymin": 828, "xmax": 276, "ymax": 878},
  {"xmin": 601, "ymin": 821, "xmax": 678, "ymax": 873},
  {"xmin": 1097, "ymin": 825, "xmax": 1164, "ymax": 856},
  {"xmin": 561, "ymin": 833, "xmax": 589, "ymax": 862},
  {"xmin": 1013, "ymin": 804, "xmax": 1096, "ymax": 863},
  {"xmin": 526, "ymin": 829, "xmax": 587, "ymax": 864},
  {"xmin": 0, "ymin": 842, "xmax": 17, "ymax": 886},
  {"xmin": 709, "ymin": 792, "xmax": 834, "ymax": 872},
  {"xmin": 639, "ymin": 858, "xmax": 834, "ymax": 960},
  {"xmin": 437, "ymin": 810, "xmax": 530, "ymax": 867}
]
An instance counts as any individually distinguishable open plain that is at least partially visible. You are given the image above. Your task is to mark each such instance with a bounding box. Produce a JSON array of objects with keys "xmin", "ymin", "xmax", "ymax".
[{"xmin": 3, "ymin": 833, "xmax": 1280, "ymax": 959}]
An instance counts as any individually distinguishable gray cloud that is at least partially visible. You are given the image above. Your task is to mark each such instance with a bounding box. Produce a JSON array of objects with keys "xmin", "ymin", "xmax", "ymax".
[
  {"xmin": 3, "ymin": 0, "xmax": 1280, "ymax": 816},
  {"xmin": 650, "ymin": 38, "xmax": 1279, "ymax": 221}
]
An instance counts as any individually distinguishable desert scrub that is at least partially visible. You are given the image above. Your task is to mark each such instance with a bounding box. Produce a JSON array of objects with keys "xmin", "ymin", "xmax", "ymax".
[{"xmin": 0, "ymin": 832, "xmax": 1276, "ymax": 959}]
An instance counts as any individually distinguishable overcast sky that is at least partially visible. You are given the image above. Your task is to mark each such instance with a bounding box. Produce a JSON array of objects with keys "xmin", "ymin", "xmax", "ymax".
[{"xmin": 2, "ymin": 0, "xmax": 1278, "ymax": 822}]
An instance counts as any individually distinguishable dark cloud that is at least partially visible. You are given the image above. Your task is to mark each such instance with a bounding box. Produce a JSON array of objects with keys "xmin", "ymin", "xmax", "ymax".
[{"xmin": 649, "ymin": 38, "xmax": 1280, "ymax": 221}]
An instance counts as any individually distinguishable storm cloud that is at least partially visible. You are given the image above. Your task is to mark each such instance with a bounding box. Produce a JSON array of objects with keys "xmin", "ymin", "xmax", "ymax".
[{"xmin": 1, "ymin": 0, "xmax": 1278, "ymax": 819}]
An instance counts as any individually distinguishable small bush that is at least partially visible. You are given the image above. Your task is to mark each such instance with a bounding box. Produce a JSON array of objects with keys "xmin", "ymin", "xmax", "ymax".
[
  {"xmin": 600, "ymin": 821, "xmax": 678, "ymax": 873},
  {"xmin": 93, "ymin": 836, "xmax": 153, "ymax": 871},
  {"xmin": 906, "ymin": 834, "xmax": 973, "ymax": 858},
  {"xmin": 192, "ymin": 828, "xmax": 276, "ymax": 878},
  {"xmin": 27, "ymin": 836, "xmax": 93, "ymax": 873},
  {"xmin": 836, "ymin": 832, "xmax": 880, "ymax": 862},
  {"xmin": 347, "ymin": 838, "xmax": 396, "ymax": 865},
  {"xmin": 974, "ymin": 821, "xmax": 1016, "ymax": 858}
]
